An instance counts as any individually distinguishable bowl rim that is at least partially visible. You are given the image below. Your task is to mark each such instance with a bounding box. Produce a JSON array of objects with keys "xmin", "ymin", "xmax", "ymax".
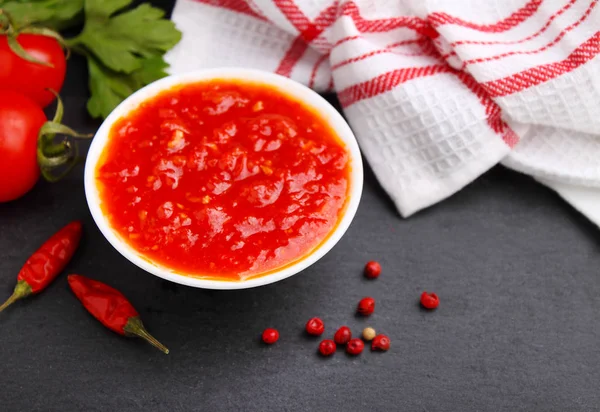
[{"xmin": 84, "ymin": 68, "xmax": 363, "ymax": 290}]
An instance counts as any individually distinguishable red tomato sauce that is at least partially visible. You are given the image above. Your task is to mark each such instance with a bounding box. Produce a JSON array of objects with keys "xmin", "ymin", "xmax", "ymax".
[{"xmin": 96, "ymin": 80, "xmax": 351, "ymax": 281}]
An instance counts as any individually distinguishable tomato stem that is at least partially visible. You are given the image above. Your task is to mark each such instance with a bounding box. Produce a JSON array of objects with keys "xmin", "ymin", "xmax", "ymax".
[
  {"xmin": 39, "ymin": 149, "xmax": 83, "ymax": 183},
  {"xmin": 0, "ymin": 9, "xmax": 17, "ymax": 30},
  {"xmin": 43, "ymin": 140, "xmax": 71, "ymax": 158},
  {"xmin": 48, "ymin": 89, "xmax": 63, "ymax": 124},
  {"xmin": 0, "ymin": 9, "xmax": 70, "ymax": 63},
  {"xmin": 36, "ymin": 93, "xmax": 92, "ymax": 182},
  {"xmin": 18, "ymin": 26, "xmax": 71, "ymax": 59}
]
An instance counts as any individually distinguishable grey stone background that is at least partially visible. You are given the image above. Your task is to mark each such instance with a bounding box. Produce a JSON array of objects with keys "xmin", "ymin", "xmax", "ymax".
[{"xmin": 0, "ymin": 2, "xmax": 599, "ymax": 410}]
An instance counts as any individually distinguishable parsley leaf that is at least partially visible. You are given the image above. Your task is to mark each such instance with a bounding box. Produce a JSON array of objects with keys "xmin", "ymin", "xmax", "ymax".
[
  {"xmin": 71, "ymin": 0, "xmax": 181, "ymax": 73},
  {"xmin": 87, "ymin": 54, "xmax": 169, "ymax": 119},
  {"xmin": 0, "ymin": 0, "xmax": 83, "ymax": 30}
]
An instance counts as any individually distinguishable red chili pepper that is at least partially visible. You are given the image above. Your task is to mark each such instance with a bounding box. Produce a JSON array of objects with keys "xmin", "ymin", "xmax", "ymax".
[
  {"xmin": 262, "ymin": 328, "xmax": 279, "ymax": 344},
  {"xmin": 346, "ymin": 338, "xmax": 364, "ymax": 355},
  {"xmin": 319, "ymin": 339, "xmax": 336, "ymax": 356},
  {"xmin": 305, "ymin": 317, "xmax": 325, "ymax": 336},
  {"xmin": 364, "ymin": 261, "xmax": 381, "ymax": 279},
  {"xmin": 357, "ymin": 297, "xmax": 375, "ymax": 316},
  {"xmin": 371, "ymin": 334, "xmax": 391, "ymax": 351},
  {"xmin": 0, "ymin": 221, "xmax": 82, "ymax": 313},
  {"xmin": 420, "ymin": 291, "xmax": 439, "ymax": 309},
  {"xmin": 68, "ymin": 275, "xmax": 169, "ymax": 354},
  {"xmin": 334, "ymin": 326, "xmax": 352, "ymax": 345}
]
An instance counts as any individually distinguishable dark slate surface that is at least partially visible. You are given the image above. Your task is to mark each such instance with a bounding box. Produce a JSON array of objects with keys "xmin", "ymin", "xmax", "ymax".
[{"xmin": 1, "ymin": 2, "xmax": 600, "ymax": 411}]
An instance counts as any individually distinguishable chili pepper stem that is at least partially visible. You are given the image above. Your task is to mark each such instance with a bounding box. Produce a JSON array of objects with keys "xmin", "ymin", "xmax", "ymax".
[
  {"xmin": 123, "ymin": 316, "xmax": 169, "ymax": 354},
  {"xmin": 0, "ymin": 280, "xmax": 32, "ymax": 313}
]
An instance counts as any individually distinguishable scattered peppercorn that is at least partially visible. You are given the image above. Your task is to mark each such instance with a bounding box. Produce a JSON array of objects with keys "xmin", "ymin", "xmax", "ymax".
[
  {"xmin": 362, "ymin": 327, "xmax": 376, "ymax": 341},
  {"xmin": 346, "ymin": 338, "xmax": 365, "ymax": 355},
  {"xmin": 357, "ymin": 297, "xmax": 375, "ymax": 316},
  {"xmin": 262, "ymin": 328, "xmax": 279, "ymax": 344},
  {"xmin": 420, "ymin": 291, "xmax": 439, "ymax": 309},
  {"xmin": 319, "ymin": 339, "xmax": 336, "ymax": 356},
  {"xmin": 334, "ymin": 326, "xmax": 352, "ymax": 345},
  {"xmin": 364, "ymin": 261, "xmax": 381, "ymax": 279},
  {"xmin": 306, "ymin": 317, "xmax": 325, "ymax": 336},
  {"xmin": 371, "ymin": 334, "xmax": 391, "ymax": 351}
]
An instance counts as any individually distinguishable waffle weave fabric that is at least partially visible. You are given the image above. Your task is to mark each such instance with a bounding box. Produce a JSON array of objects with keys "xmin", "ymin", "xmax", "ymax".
[{"xmin": 166, "ymin": 0, "xmax": 600, "ymax": 220}]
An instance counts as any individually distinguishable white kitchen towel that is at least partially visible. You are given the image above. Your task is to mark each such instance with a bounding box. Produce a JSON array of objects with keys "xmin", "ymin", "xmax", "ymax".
[{"xmin": 165, "ymin": 0, "xmax": 600, "ymax": 221}]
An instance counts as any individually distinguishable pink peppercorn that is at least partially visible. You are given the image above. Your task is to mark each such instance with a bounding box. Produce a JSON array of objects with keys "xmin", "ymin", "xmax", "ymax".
[
  {"xmin": 357, "ymin": 297, "xmax": 375, "ymax": 316},
  {"xmin": 262, "ymin": 328, "xmax": 279, "ymax": 344},
  {"xmin": 371, "ymin": 334, "xmax": 391, "ymax": 351},
  {"xmin": 306, "ymin": 317, "xmax": 325, "ymax": 336},
  {"xmin": 334, "ymin": 326, "xmax": 352, "ymax": 345},
  {"xmin": 364, "ymin": 261, "xmax": 381, "ymax": 279},
  {"xmin": 319, "ymin": 339, "xmax": 336, "ymax": 356},
  {"xmin": 346, "ymin": 338, "xmax": 364, "ymax": 355},
  {"xmin": 420, "ymin": 292, "xmax": 439, "ymax": 309}
]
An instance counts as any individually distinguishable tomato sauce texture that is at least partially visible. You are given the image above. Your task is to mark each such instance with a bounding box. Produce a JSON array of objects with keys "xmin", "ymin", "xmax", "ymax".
[{"xmin": 96, "ymin": 80, "xmax": 350, "ymax": 281}]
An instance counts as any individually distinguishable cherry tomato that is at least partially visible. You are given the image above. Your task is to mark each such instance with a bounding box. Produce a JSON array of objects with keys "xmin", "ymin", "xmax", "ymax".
[
  {"xmin": 0, "ymin": 34, "xmax": 66, "ymax": 107},
  {"xmin": 0, "ymin": 91, "xmax": 46, "ymax": 202}
]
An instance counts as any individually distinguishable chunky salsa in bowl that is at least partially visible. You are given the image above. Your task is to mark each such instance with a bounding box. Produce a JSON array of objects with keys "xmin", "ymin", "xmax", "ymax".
[{"xmin": 84, "ymin": 69, "xmax": 363, "ymax": 289}]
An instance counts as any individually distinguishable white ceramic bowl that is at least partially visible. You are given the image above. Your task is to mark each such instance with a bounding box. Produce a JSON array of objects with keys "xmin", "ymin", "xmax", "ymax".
[{"xmin": 84, "ymin": 68, "xmax": 363, "ymax": 289}]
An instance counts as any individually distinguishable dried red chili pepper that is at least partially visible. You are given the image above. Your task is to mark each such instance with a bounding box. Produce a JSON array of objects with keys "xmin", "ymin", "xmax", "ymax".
[
  {"xmin": 371, "ymin": 334, "xmax": 391, "ymax": 351},
  {"xmin": 420, "ymin": 291, "xmax": 439, "ymax": 309},
  {"xmin": 334, "ymin": 326, "xmax": 352, "ymax": 345},
  {"xmin": 319, "ymin": 339, "xmax": 336, "ymax": 356},
  {"xmin": 357, "ymin": 297, "xmax": 375, "ymax": 316},
  {"xmin": 68, "ymin": 275, "xmax": 169, "ymax": 354},
  {"xmin": 364, "ymin": 261, "xmax": 381, "ymax": 279},
  {"xmin": 0, "ymin": 221, "xmax": 82, "ymax": 313}
]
